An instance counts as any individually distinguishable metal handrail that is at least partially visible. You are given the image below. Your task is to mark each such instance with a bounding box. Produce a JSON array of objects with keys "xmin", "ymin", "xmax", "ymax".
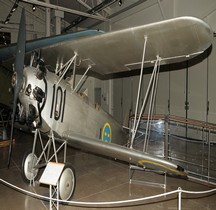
[{"xmin": 129, "ymin": 114, "xmax": 216, "ymax": 131}]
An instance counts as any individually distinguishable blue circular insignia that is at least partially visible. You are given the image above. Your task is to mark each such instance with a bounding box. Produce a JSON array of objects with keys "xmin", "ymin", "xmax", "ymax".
[{"xmin": 102, "ymin": 122, "xmax": 112, "ymax": 143}]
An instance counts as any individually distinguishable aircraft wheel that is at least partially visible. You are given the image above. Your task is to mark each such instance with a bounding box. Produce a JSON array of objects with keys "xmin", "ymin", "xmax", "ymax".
[
  {"xmin": 59, "ymin": 164, "xmax": 76, "ymax": 200},
  {"xmin": 21, "ymin": 151, "xmax": 39, "ymax": 183}
]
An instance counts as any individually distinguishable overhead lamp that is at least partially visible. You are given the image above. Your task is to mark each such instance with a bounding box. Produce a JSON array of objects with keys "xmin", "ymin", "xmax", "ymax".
[
  {"xmin": 11, "ymin": 8, "xmax": 16, "ymax": 12},
  {"xmin": 4, "ymin": 18, "xmax": 9, "ymax": 24},
  {"xmin": 32, "ymin": 4, "xmax": 36, "ymax": 12},
  {"xmin": 4, "ymin": 0, "xmax": 19, "ymax": 24},
  {"xmin": 11, "ymin": 2, "xmax": 18, "ymax": 12}
]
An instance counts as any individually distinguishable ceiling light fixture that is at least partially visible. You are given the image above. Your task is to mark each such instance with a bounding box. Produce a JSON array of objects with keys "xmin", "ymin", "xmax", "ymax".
[
  {"xmin": 11, "ymin": 2, "xmax": 18, "ymax": 12},
  {"xmin": 32, "ymin": 4, "xmax": 36, "ymax": 12},
  {"xmin": 4, "ymin": 0, "xmax": 19, "ymax": 24},
  {"xmin": 118, "ymin": 0, "xmax": 122, "ymax": 6},
  {"xmin": 4, "ymin": 18, "xmax": 9, "ymax": 24}
]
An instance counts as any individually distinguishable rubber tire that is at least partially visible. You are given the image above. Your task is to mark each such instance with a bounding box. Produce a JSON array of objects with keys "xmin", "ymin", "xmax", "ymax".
[
  {"xmin": 21, "ymin": 151, "xmax": 39, "ymax": 183},
  {"xmin": 59, "ymin": 163, "xmax": 76, "ymax": 201}
]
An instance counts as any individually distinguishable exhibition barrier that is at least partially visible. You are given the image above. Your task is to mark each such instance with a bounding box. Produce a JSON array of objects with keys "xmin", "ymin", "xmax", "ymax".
[
  {"xmin": 0, "ymin": 178, "xmax": 215, "ymax": 209},
  {"xmin": 129, "ymin": 114, "xmax": 216, "ymax": 184}
]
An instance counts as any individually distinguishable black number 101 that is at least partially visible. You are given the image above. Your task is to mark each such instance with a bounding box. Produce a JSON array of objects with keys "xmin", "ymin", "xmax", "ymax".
[{"xmin": 50, "ymin": 84, "xmax": 66, "ymax": 122}]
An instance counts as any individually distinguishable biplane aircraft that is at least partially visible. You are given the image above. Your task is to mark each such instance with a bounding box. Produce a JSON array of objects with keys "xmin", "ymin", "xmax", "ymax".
[{"xmin": 0, "ymin": 9, "xmax": 213, "ymax": 200}]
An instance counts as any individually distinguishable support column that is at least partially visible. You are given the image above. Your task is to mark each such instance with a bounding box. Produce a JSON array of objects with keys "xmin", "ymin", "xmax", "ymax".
[
  {"xmin": 46, "ymin": 8, "xmax": 51, "ymax": 36},
  {"xmin": 109, "ymin": 79, "xmax": 114, "ymax": 116},
  {"xmin": 54, "ymin": 10, "xmax": 64, "ymax": 35},
  {"xmin": 49, "ymin": 183, "xmax": 59, "ymax": 210},
  {"xmin": 164, "ymin": 115, "xmax": 169, "ymax": 160},
  {"xmin": 45, "ymin": 0, "xmax": 51, "ymax": 37}
]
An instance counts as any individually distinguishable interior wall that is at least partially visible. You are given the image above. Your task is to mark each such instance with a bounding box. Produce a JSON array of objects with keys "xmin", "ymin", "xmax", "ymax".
[
  {"xmin": 169, "ymin": 68, "xmax": 186, "ymax": 117},
  {"xmin": 111, "ymin": 0, "xmax": 216, "ymax": 125},
  {"xmin": 208, "ymin": 39, "xmax": 216, "ymax": 123},
  {"xmin": 111, "ymin": 1, "xmax": 175, "ymax": 29},
  {"xmin": 155, "ymin": 71, "xmax": 169, "ymax": 115},
  {"xmin": 174, "ymin": 0, "xmax": 216, "ymax": 20}
]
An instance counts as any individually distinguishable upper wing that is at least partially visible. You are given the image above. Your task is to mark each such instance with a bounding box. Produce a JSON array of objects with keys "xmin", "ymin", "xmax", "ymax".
[
  {"xmin": 1, "ymin": 16, "xmax": 213, "ymax": 75},
  {"xmin": 0, "ymin": 30, "xmax": 102, "ymax": 63},
  {"xmin": 39, "ymin": 16, "xmax": 213, "ymax": 75}
]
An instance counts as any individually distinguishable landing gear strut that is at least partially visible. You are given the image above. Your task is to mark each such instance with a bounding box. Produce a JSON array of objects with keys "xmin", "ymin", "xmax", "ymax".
[{"xmin": 21, "ymin": 129, "xmax": 76, "ymax": 200}]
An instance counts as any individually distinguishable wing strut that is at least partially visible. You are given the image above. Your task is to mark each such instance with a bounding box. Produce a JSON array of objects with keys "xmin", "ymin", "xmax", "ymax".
[
  {"xmin": 56, "ymin": 53, "xmax": 78, "ymax": 85},
  {"xmin": 130, "ymin": 36, "xmax": 147, "ymax": 149},
  {"xmin": 73, "ymin": 65, "xmax": 92, "ymax": 93},
  {"xmin": 129, "ymin": 40, "xmax": 162, "ymax": 150},
  {"xmin": 130, "ymin": 57, "xmax": 161, "ymax": 150},
  {"xmin": 54, "ymin": 52, "xmax": 92, "ymax": 93},
  {"xmin": 143, "ymin": 57, "xmax": 161, "ymax": 152}
]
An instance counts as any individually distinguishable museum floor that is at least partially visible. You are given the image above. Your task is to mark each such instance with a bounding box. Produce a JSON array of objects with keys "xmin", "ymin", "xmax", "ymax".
[{"xmin": 0, "ymin": 129, "xmax": 216, "ymax": 210}]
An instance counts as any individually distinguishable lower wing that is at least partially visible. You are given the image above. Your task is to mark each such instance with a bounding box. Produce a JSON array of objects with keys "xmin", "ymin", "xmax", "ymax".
[{"xmin": 62, "ymin": 132, "xmax": 187, "ymax": 179}]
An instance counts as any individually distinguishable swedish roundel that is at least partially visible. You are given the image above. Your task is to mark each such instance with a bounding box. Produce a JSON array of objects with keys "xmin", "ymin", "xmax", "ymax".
[{"xmin": 102, "ymin": 122, "xmax": 112, "ymax": 143}]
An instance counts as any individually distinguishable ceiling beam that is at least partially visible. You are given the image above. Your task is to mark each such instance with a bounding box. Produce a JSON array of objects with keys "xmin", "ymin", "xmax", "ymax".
[
  {"xmin": 76, "ymin": 0, "xmax": 111, "ymax": 16},
  {"xmin": 20, "ymin": 0, "xmax": 108, "ymax": 21},
  {"xmin": 62, "ymin": 0, "xmax": 117, "ymax": 33}
]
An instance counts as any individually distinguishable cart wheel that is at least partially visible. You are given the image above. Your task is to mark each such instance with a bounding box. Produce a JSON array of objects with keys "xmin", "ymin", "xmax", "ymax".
[
  {"xmin": 21, "ymin": 151, "xmax": 39, "ymax": 183},
  {"xmin": 59, "ymin": 164, "xmax": 76, "ymax": 200}
]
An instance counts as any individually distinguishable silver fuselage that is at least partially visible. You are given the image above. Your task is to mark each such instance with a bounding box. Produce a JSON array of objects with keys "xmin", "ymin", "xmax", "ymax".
[{"xmin": 19, "ymin": 66, "xmax": 126, "ymax": 145}]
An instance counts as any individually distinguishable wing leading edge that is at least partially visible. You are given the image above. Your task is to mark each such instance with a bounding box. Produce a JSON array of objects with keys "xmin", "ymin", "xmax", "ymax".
[
  {"xmin": 62, "ymin": 132, "xmax": 187, "ymax": 178},
  {"xmin": 0, "ymin": 30, "xmax": 103, "ymax": 62}
]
